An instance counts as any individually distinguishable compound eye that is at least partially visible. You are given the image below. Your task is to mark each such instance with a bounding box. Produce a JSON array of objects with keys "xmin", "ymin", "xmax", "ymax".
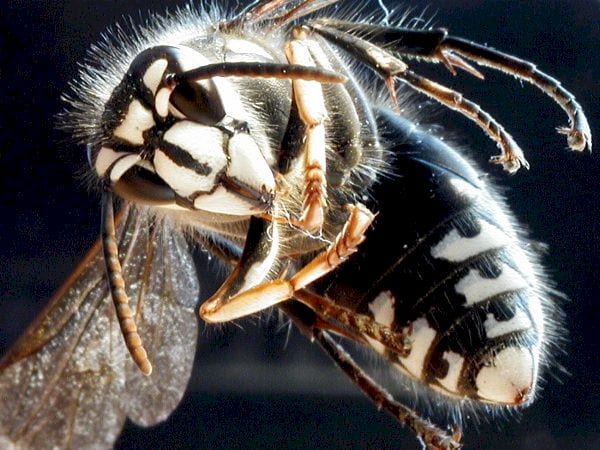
[
  {"xmin": 169, "ymin": 78, "xmax": 226, "ymax": 126},
  {"xmin": 113, "ymin": 166, "xmax": 176, "ymax": 206}
]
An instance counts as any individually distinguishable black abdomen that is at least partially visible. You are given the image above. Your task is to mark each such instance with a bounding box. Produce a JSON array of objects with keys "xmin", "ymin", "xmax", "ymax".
[{"xmin": 313, "ymin": 109, "xmax": 544, "ymax": 404}]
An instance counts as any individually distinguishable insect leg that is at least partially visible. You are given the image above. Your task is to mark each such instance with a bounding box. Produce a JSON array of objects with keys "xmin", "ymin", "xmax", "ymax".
[
  {"xmin": 280, "ymin": 302, "xmax": 462, "ymax": 450},
  {"xmin": 293, "ymin": 289, "xmax": 412, "ymax": 357},
  {"xmin": 307, "ymin": 24, "xmax": 529, "ymax": 172},
  {"xmin": 200, "ymin": 203, "xmax": 374, "ymax": 322},
  {"xmin": 394, "ymin": 69, "xmax": 528, "ymax": 172},
  {"xmin": 101, "ymin": 191, "xmax": 152, "ymax": 375},
  {"xmin": 284, "ymin": 29, "xmax": 330, "ymax": 232},
  {"xmin": 310, "ymin": 20, "xmax": 592, "ymax": 152},
  {"xmin": 198, "ymin": 215, "xmax": 282, "ymax": 322},
  {"xmin": 300, "ymin": 31, "xmax": 382, "ymax": 187}
]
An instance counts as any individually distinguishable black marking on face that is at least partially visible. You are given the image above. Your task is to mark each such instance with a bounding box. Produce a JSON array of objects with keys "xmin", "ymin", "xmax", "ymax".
[{"xmin": 156, "ymin": 140, "xmax": 213, "ymax": 177}]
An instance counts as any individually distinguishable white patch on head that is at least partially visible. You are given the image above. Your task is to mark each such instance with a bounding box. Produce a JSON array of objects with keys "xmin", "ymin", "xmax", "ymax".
[
  {"xmin": 109, "ymin": 154, "xmax": 141, "ymax": 183},
  {"xmin": 155, "ymin": 86, "xmax": 172, "ymax": 118},
  {"xmin": 431, "ymin": 220, "xmax": 510, "ymax": 262},
  {"xmin": 455, "ymin": 264, "xmax": 529, "ymax": 306},
  {"xmin": 95, "ymin": 147, "xmax": 131, "ymax": 177},
  {"xmin": 449, "ymin": 177, "xmax": 480, "ymax": 200},
  {"xmin": 227, "ymin": 133, "xmax": 275, "ymax": 193},
  {"xmin": 484, "ymin": 309, "xmax": 533, "ymax": 339},
  {"xmin": 143, "ymin": 58, "xmax": 168, "ymax": 95},
  {"xmin": 226, "ymin": 39, "xmax": 275, "ymax": 61},
  {"xmin": 154, "ymin": 121, "xmax": 226, "ymax": 196},
  {"xmin": 155, "ymin": 45, "xmax": 211, "ymax": 118},
  {"xmin": 437, "ymin": 351, "xmax": 465, "ymax": 393},
  {"xmin": 476, "ymin": 346, "xmax": 535, "ymax": 404},
  {"xmin": 154, "ymin": 150, "xmax": 206, "ymax": 197},
  {"xmin": 193, "ymin": 186, "xmax": 258, "ymax": 215},
  {"xmin": 113, "ymin": 99, "xmax": 155, "ymax": 145},
  {"xmin": 399, "ymin": 318, "xmax": 437, "ymax": 378}
]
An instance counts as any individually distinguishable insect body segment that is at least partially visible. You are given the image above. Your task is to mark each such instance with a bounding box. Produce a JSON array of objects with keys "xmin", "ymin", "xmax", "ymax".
[
  {"xmin": 0, "ymin": 1, "xmax": 592, "ymax": 449},
  {"xmin": 311, "ymin": 110, "xmax": 544, "ymax": 406}
]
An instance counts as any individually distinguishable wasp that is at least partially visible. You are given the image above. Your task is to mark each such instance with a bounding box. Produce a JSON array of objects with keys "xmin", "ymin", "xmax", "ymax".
[{"xmin": 0, "ymin": 1, "xmax": 593, "ymax": 449}]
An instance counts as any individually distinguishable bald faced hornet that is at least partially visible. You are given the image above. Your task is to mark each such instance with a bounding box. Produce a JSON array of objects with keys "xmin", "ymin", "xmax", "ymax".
[{"xmin": 0, "ymin": 1, "xmax": 592, "ymax": 449}]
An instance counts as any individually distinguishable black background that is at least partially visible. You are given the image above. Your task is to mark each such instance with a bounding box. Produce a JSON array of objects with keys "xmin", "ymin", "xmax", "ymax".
[{"xmin": 0, "ymin": 1, "xmax": 598, "ymax": 449}]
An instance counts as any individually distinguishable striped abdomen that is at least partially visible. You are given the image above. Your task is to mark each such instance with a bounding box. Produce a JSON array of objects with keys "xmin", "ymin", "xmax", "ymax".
[{"xmin": 313, "ymin": 110, "xmax": 546, "ymax": 405}]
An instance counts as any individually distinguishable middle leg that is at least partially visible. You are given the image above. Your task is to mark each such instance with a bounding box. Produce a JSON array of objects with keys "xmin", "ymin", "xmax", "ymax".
[{"xmin": 199, "ymin": 203, "xmax": 375, "ymax": 322}]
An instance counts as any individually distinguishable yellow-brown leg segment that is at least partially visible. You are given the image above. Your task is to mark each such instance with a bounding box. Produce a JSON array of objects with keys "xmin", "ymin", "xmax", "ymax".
[
  {"xmin": 285, "ymin": 29, "xmax": 329, "ymax": 233},
  {"xmin": 293, "ymin": 289, "xmax": 412, "ymax": 357},
  {"xmin": 390, "ymin": 69, "xmax": 529, "ymax": 173},
  {"xmin": 199, "ymin": 203, "xmax": 375, "ymax": 323}
]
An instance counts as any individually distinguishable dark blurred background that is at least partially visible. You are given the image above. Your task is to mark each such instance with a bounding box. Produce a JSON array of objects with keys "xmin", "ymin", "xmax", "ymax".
[{"xmin": 0, "ymin": 1, "xmax": 598, "ymax": 449}]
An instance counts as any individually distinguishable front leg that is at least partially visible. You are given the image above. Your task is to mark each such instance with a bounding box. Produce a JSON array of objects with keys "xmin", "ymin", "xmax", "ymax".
[
  {"xmin": 284, "ymin": 29, "xmax": 329, "ymax": 233},
  {"xmin": 200, "ymin": 203, "xmax": 374, "ymax": 322}
]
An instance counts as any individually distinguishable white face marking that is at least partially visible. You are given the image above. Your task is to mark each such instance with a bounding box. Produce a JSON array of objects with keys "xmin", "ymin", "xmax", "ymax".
[
  {"xmin": 476, "ymin": 346, "xmax": 535, "ymax": 404},
  {"xmin": 193, "ymin": 186, "xmax": 258, "ymax": 216},
  {"xmin": 155, "ymin": 45, "xmax": 211, "ymax": 118},
  {"xmin": 154, "ymin": 150, "xmax": 208, "ymax": 197},
  {"xmin": 143, "ymin": 59, "xmax": 168, "ymax": 95},
  {"xmin": 155, "ymin": 86, "xmax": 172, "ymax": 118},
  {"xmin": 113, "ymin": 100, "xmax": 155, "ymax": 145},
  {"xmin": 484, "ymin": 309, "xmax": 533, "ymax": 339},
  {"xmin": 455, "ymin": 264, "xmax": 529, "ymax": 306},
  {"xmin": 431, "ymin": 219, "xmax": 510, "ymax": 262},
  {"xmin": 227, "ymin": 133, "xmax": 275, "ymax": 193},
  {"xmin": 109, "ymin": 154, "xmax": 141, "ymax": 183},
  {"xmin": 154, "ymin": 121, "xmax": 226, "ymax": 197},
  {"xmin": 399, "ymin": 318, "xmax": 437, "ymax": 378},
  {"xmin": 95, "ymin": 147, "xmax": 132, "ymax": 177},
  {"xmin": 437, "ymin": 351, "xmax": 465, "ymax": 393}
]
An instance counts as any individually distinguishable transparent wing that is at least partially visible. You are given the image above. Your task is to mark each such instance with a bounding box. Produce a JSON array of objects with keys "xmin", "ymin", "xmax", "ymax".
[{"xmin": 0, "ymin": 205, "xmax": 200, "ymax": 449}]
